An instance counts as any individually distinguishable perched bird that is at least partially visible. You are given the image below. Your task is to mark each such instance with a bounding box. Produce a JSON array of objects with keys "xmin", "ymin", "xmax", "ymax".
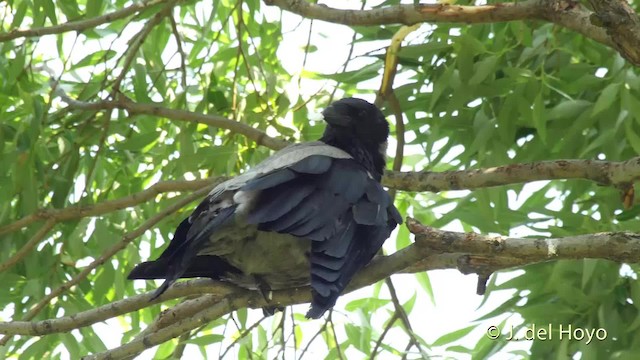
[{"xmin": 128, "ymin": 98, "xmax": 402, "ymax": 318}]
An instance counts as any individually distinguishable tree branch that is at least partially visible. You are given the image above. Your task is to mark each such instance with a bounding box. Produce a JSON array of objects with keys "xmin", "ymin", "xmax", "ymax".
[
  {"xmin": 124, "ymin": 294, "xmax": 225, "ymax": 359},
  {"xmin": 60, "ymin": 95, "xmax": 640, "ymax": 193},
  {"xmin": 402, "ymin": 217, "xmax": 640, "ymax": 274},
  {"xmin": 264, "ymin": 0, "xmax": 640, "ymax": 65},
  {"xmin": 6, "ymin": 216, "xmax": 640, "ymax": 356},
  {"xmin": 382, "ymin": 156, "xmax": 640, "ymax": 192},
  {"xmin": 111, "ymin": 1, "xmax": 177, "ymax": 92},
  {"xmin": 0, "ymin": 281, "xmax": 232, "ymax": 336},
  {"xmin": 0, "ymin": 178, "xmax": 222, "ymax": 236},
  {"xmin": 264, "ymin": 0, "xmax": 545, "ymax": 26},
  {"xmin": 59, "ymin": 94, "xmax": 290, "ymax": 150},
  {"xmin": 0, "ymin": 219, "xmax": 57, "ymax": 272},
  {"xmin": 82, "ymin": 295, "xmax": 246, "ymax": 360},
  {"xmin": 587, "ymin": 0, "xmax": 640, "ymax": 66},
  {"xmin": 0, "ymin": 0, "xmax": 170, "ymax": 42},
  {"xmin": 5, "ymin": 156, "xmax": 640, "ymax": 237},
  {"xmin": 0, "ymin": 186, "xmax": 212, "ymax": 345}
]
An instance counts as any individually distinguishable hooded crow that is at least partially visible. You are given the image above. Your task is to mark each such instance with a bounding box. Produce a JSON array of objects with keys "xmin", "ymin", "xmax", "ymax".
[{"xmin": 128, "ymin": 98, "xmax": 402, "ymax": 318}]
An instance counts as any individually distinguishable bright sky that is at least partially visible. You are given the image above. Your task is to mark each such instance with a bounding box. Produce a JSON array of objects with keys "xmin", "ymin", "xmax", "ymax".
[{"xmin": 14, "ymin": 0, "xmax": 582, "ymax": 358}]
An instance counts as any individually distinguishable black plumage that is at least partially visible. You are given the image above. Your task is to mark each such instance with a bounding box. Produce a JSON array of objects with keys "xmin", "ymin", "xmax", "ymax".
[{"xmin": 128, "ymin": 98, "xmax": 402, "ymax": 318}]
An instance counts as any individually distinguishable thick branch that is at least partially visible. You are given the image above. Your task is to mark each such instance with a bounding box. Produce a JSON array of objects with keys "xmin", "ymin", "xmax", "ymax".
[
  {"xmin": 403, "ymin": 218, "xmax": 640, "ymax": 274},
  {"xmin": 265, "ymin": 0, "xmax": 544, "ymax": 26},
  {"xmin": 542, "ymin": 0, "xmax": 610, "ymax": 46},
  {"xmin": 0, "ymin": 281, "xmax": 232, "ymax": 336},
  {"xmin": 382, "ymin": 156, "xmax": 640, "ymax": 192},
  {"xmin": 265, "ymin": 0, "xmax": 640, "ymax": 64},
  {"xmin": 128, "ymin": 294, "xmax": 222, "ymax": 341},
  {"xmin": 6, "ymin": 216, "xmax": 640, "ymax": 356},
  {"xmin": 5, "ymin": 156, "xmax": 640, "ymax": 237},
  {"xmin": 587, "ymin": 0, "xmax": 640, "ymax": 66},
  {"xmin": 0, "ymin": 219, "xmax": 441, "ymax": 338}
]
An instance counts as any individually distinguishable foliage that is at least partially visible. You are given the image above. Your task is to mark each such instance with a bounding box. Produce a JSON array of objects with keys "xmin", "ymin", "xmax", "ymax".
[{"xmin": 2, "ymin": 0, "xmax": 640, "ymax": 358}]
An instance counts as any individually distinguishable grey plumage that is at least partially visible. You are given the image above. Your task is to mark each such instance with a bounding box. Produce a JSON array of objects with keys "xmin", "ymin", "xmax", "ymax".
[{"xmin": 128, "ymin": 98, "xmax": 402, "ymax": 318}]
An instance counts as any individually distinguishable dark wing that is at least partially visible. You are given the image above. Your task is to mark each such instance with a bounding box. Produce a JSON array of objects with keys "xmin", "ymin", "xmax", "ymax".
[
  {"xmin": 307, "ymin": 180, "xmax": 401, "ymax": 318},
  {"xmin": 127, "ymin": 143, "xmax": 347, "ymax": 298},
  {"xmin": 127, "ymin": 153, "xmax": 350, "ymax": 300},
  {"xmin": 242, "ymin": 155, "xmax": 402, "ymax": 318}
]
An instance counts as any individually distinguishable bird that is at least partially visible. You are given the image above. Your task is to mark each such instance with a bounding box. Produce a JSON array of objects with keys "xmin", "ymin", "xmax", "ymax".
[{"xmin": 127, "ymin": 97, "xmax": 402, "ymax": 319}]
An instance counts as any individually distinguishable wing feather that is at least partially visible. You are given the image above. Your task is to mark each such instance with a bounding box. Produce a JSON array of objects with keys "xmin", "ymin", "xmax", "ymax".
[{"xmin": 237, "ymin": 155, "xmax": 401, "ymax": 318}]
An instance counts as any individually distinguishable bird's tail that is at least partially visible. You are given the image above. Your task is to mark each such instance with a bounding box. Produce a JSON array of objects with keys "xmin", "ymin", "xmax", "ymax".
[
  {"xmin": 128, "ymin": 205, "xmax": 238, "ymax": 300},
  {"xmin": 127, "ymin": 255, "xmax": 240, "ymax": 280},
  {"xmin": 127, "ymin": 259, "xmax": 171, "ymax": 280}
]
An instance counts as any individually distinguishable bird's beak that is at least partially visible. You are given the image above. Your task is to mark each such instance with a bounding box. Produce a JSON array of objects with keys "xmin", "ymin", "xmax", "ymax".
[{"xmin": 322, "ymin": 106, "xmax": 352, "ymax": 127}]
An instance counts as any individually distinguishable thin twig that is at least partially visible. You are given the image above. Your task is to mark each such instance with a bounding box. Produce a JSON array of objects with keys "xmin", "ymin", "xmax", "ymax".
[
  {"xmin": 83, "ymin": 294, "xmax": 248, "ymax": 360},
  {"xmin": 220, "ymin": 315, "xmax": 268, "ymax": 358},
  {"xmin": 111, "ymin": 0, "xmax": 178, "ymax": 92},
  {"xmin": 0, "ymin": 178, "xmax": 221, "ymax": 236},
  {"xmin": 59, "ymin": 95, "xmax": 290, "ymax": 150},
  {"xmin": 328, "ymin": 311, "xmax": 344, "ymax": 360},
  {"xmin": 386, "ymin": 278, "xmax": 427, "ymax": 357},
  {"xmin": 169, "ymin": 15, "xmax": 188, "ymax": 92},
  {"xmin": 369, "ymin": 312, "xmax": 399, "ymax": 360},
  {"xmin": 0, "ymin": 219, "xmax": 57, "ymax": 272},
  {"xmin": 171, "ymin": 331, "xmax": 191, "ymax": 359},
  {"xmin": 298, "ymin": 318, "xmax": 328, "ymax": 359},
  {"xmin": 0, "ymin": 0, "xmax": 170, "ymax": 42}
]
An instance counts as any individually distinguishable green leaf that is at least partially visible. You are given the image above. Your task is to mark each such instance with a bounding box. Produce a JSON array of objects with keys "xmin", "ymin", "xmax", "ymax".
[
  {"xmin": 118, "ymin": 131, "xmax": 158, "ymax": 151},
  {"xmin": 345, "ymin": 297, "xmax": 390, "ymax": 313},
  {"xmin": 432, "ymin": 324, "xmax": 477, "ymax": 347},
  {"xmin": 51, "ymin": 147, "xmax": 80, "ymax": 208},
  {"xmin": 71, "ymin": 50, "xmax": 117, "ymax": 69},
  {"xmin": 532, "ymin": 91, "xmax": 546, "ymax": 144},
  {"xmin": 185, "ymin": 334, "xmax": 225, "ymax": 345},
  {"xmin": 86, "ymin": 0, "xmax": 104, "ymax": 17},
  {"xmin": 581, "ymin": 259, "xmax": 598, "ymax": 289},
  {"xmin": 547, "ymin": 100, "xmax": 591, "ymax": 120},
  {"xmin": 11, "ymin": 1, "xmax": 28, "ymax": 28},
  {"xmin": 58, "ymin": 0, "xmax": 80, "ymax": 19},
  {"xmin": 469, "ymin": 56, "xmax": 498, "ymax": 85},
  {"xmin": 309, "ymin": 62, "xmax": 381, "ymax": 83},
  {"xmin": 133, "ymin": 63, "xmax": 151, "ymax": 103},
  {"xmin": 403, "ymin": 291, "xmax": 417, "ymax": 313},
  {"xmin": 616, "ymin": 205, "xmax": 640, "ymax": 221},
  {"xmin": 398, "ymin": 41, "xmax": 451, "ymax": 61},
  {"xmin": 591, "ymin": 83, "xmax": 620, "ymax": 118},
  {"xmin": 414, "ymin": 272, "xmax": 435, "ymax": 305},
  {"xmin": 41, "ymin": 0, "xmax": 58, "ymax": 24}
]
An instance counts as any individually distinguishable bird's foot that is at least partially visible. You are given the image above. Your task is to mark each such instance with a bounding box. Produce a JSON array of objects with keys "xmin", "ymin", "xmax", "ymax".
[{"xmin": 254, "ymin": 275, "xmax": 284, "ymax": 317}]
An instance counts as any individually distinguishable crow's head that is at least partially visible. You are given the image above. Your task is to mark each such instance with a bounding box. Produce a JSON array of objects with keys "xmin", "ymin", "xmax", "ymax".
[{"xmin": 322, "ymin": 98, "xmax": 389, "ymax": 147}]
